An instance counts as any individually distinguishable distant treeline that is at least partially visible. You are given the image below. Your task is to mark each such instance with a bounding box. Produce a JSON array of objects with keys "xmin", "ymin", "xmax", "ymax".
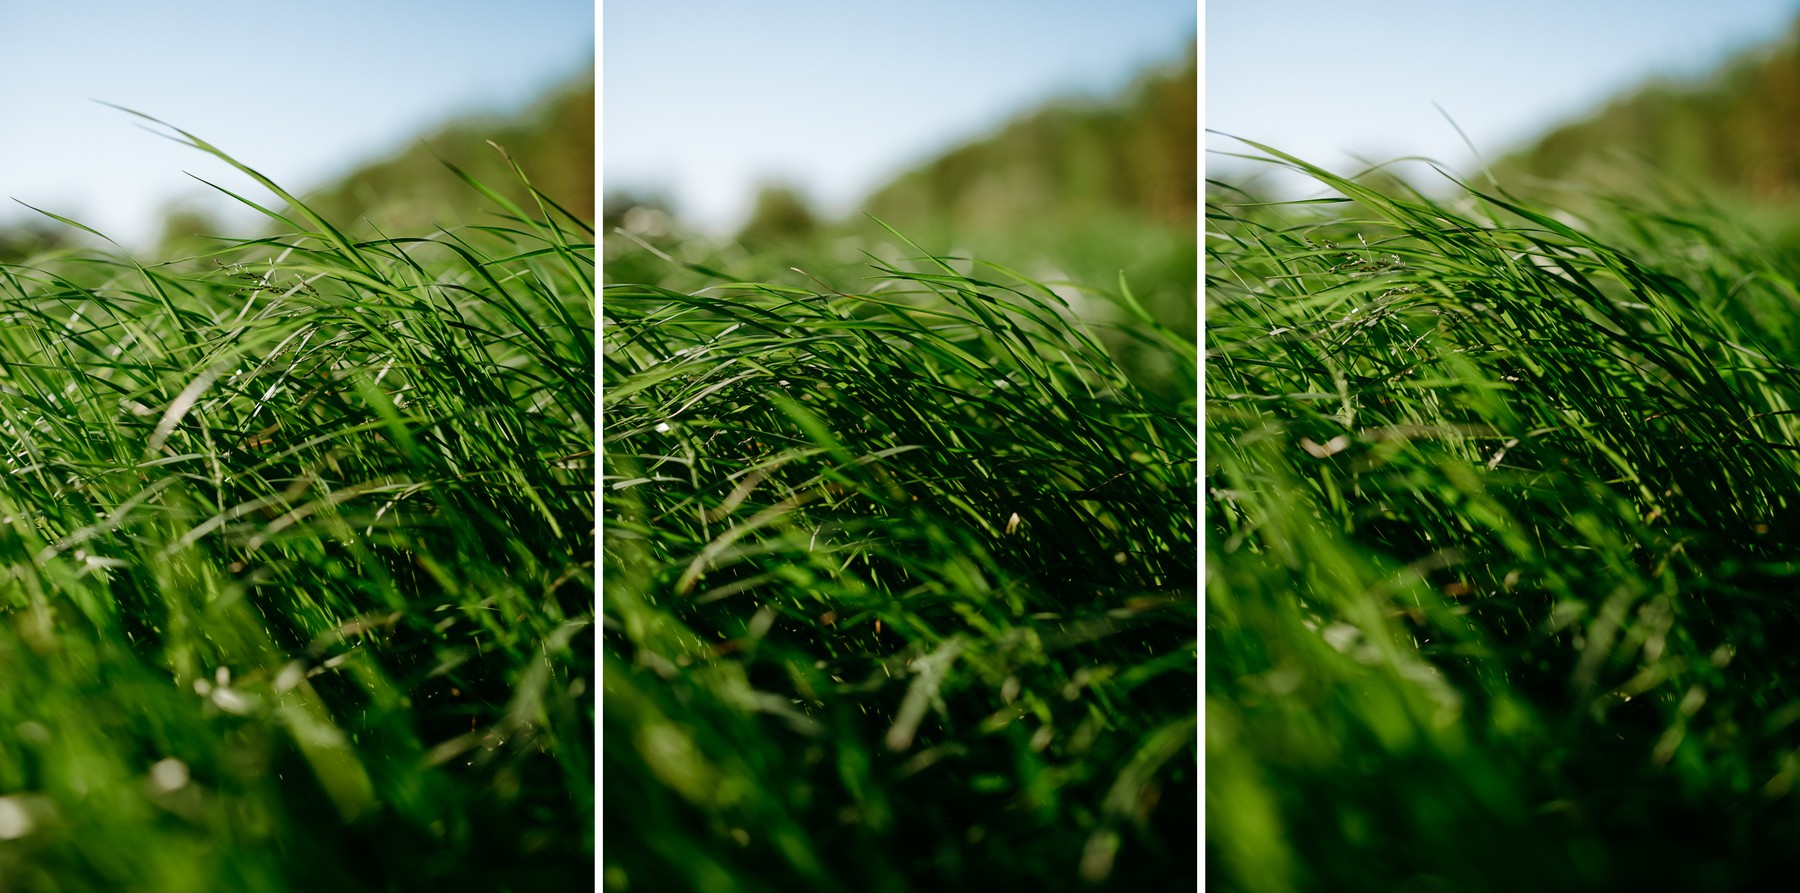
[
  {"xmin": 296, "ymin": 66, "xmax": 594, "ymax": 239},
  {"xmin": 857, "ymin": 40, "xmax": 1196, "ymax": 237},
  {"xmin": 715, "ymin": 39, "xmax": 1197, "ymax": 251},
  {"xmin": 1499, "ymin": 17, "xmax": 1800, "ymax": 204},
  {"xmin": 603, "ymin": 40, "xmax": 1196, "ymax": 396},
  {"xmin": 0, "ymin": 66, "xmax": 596, "ymax": 263}
]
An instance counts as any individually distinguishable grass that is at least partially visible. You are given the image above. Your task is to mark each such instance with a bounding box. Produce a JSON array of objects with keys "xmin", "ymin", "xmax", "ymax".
[
  {"xmin": 0, "ymin": 114, "xmax": 593, "ymax": 891},
  {"xmin": 1208, "ymin": 140, "xmax": 1800, "ymax": 891},
  {"xmin": 601, "ymin": 228, "xmax": 1198, "ymax": 890}
]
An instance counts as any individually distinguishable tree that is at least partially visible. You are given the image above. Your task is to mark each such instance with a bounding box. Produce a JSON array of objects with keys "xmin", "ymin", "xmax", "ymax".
[{"xmin": 735, "ymin": 182, "xmax": 818, "ymax": 249}]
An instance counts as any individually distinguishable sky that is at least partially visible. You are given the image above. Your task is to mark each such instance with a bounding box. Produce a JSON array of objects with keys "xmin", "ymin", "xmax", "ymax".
[
  {"xmin": 0, "ymin": 0, "xmax": 594, "ymax": 249},
  {"xmin": 603, "ymin": 0, "xmax": 1199, "ymax": 234},
  {"xmin": 9, "ymin": 3, "xmax": 1796, "ymax": 251},
  {"xmin": 1207, "ymin": 0, "xmax": 1800, "ymax": 195}
]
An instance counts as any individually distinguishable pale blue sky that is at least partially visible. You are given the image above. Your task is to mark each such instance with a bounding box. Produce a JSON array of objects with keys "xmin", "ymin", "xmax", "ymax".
[
  {"xmin": 9, "ymin": 2, "xmax": 1795, "ymax": 250},
  {"xmin": 1208, "ymin": 1, "xmax": 1800, "ymax": 194},
  {"xmin": 0, "ymin": 0, "xmax": 594, "ymax": 249},
  {"xmin": 604, "ymin": 0, "xmax": 1199, "ymax": 234}
]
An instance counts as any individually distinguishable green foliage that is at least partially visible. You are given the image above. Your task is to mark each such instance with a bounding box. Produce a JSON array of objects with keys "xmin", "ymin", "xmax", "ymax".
[
  {"xmin": 861, "ymin": 41, "xmax": 1195, "ymax": 232},
  {"xmin": 604, "ymin": 43, "xmax": 1193, "ymax": 401},
  {"xmin": 0, "ymin": 221, "xmax": 78, "ymax": 264},
  {"xmin": 736, "ymin": 182, "xmax": 822, "ymax": 249},
  {"xmin": 0, "ymin": 116, "xmax": 593, "ymax": 890},
  {"xmin": 854, "ymin": 41, "xmax": 1196, "ymax": 399},
  {"xmin": 299, "ymin": 64, "xmax": 595, "ymax": 238},
  {"xmin": 603, "ymin": 232, "xmax": 1197, "ymax": 890},
  {"xmin": 600, "ymin": 48, "xmax": 1200, "ymax": 887},
  {"xmin": 1210, "ymin": 141, "xmax": 1800, "ymax": 891},
  {"xmin": 1497, "ymin": 16, "xmax": 1800, "ymax": 211}
]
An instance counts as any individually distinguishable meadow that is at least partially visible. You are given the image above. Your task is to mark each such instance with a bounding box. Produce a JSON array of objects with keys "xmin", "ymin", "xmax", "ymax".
[
  {"xmin": 1209, "ymin": 141, "xmax": 1800, "ymax": 890},
  {"xmin": 0, "ymin": 116, "xmax": 593, "ymax": 890},
  {"xmin": 601, "ymin": 219, "xmax": 1199, "ymax": 889}
]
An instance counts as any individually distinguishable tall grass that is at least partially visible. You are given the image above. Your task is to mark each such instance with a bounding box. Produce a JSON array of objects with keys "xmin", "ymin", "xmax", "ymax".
[
  {"xmin": 602, "ymin": 229, "xmax": 1198, "ymax": 890},
  {"xmin": 1209, "ymin": 140, "xmax": 1800, "ymax": 891},
  {"xmin": 0, "ymin": 115, "xmax": 593, "ymax": 891}
]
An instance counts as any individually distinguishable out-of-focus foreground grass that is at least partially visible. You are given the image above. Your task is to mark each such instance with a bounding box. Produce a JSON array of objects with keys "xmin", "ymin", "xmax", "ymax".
[{"xmin": 1210, "ymin": 141, "xmax": 1800, "ymax": 891}]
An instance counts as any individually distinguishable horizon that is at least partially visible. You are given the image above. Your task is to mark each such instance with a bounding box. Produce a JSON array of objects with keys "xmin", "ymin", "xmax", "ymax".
[
  {"xmin": 0, "ymin": 1, "xmax": 594, "ymax": 250},
  {"xmin": 1207, "ymin": 0, "xmax": 1800, "ymax": 197},
  {"xmin": 603, "ymin": 0, "xmax": 1197, "ymax": 236}
]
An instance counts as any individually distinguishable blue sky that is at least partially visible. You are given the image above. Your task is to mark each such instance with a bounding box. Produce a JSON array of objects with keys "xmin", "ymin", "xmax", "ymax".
[
  {"xmin": 8, "ymin": 2, "xmax": 1797, "ymax": 249},
  {"xmin": 0, "ymin": 0, "xmax": 594, "ymax": 249},
  {"xmin": 1207, "ymin": 0, "xmax": 1800, "ymax": 194},
  {"xmin": 603, "ymin": 0, "xmax": 1198, "ymax": 234}
]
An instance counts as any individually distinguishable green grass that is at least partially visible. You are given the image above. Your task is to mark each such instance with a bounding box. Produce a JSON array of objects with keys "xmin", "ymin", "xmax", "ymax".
[
  {"xmin": 0, "ymin": 115, "xmax": 593, "ymax": 890},
  {"xmin": 602, "ymin": 227, "xmax": 1198, "ymax": 890},
  {"xmin": 1208, "ymin": 140, "xmax": 1800, "ymax": 891}
]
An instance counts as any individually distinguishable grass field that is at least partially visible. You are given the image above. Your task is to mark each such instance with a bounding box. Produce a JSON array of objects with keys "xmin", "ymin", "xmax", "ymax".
[
  {"xmin": 1209, "ymin": 141, "xmax": 1800, "ymax": 891},
  {"xmin": 601, "ymin": 223, "xmax": 1198, "ymax": 890},
  {"xmin": 0, "ymin": 117, "xmax": 593, "ymax": 891}
]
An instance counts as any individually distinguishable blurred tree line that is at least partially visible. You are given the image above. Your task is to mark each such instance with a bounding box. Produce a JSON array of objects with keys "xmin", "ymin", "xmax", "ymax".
[
  {"xmin": 0, "ymin": 220, "xmax": 77, "ymax": 263},
  {"xmin": 1498, "ymin": 16, "xmax": 1800, "ymax": 207},
  {"xmin": 718, "ymin": 39, "xmax": 1197, "ymax": 397},
  {"xmin": 862, "ymin": 39, "xmax": 1196, "ymax": 395},
  {"xmin": 735, "ymin": 182, "xmax": 819, "ymax": 250},
  {"xmin": 601, "ymin": 40, "xmax": 1195, "ymax": 397},
  {"xmin": 609, "ymin": 40, "xmax": 1196, "ymax": 255},
  {"xmin": 856, "ymin": 40, "xmax": 1195, "ymax": 234},
  {"xmin": 299, "ymin": 66, "xmax": 594, "ymax": 239},
  {"xmin": 146, "ymin": 63, "xmax": 594, "ymax": 255}
]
